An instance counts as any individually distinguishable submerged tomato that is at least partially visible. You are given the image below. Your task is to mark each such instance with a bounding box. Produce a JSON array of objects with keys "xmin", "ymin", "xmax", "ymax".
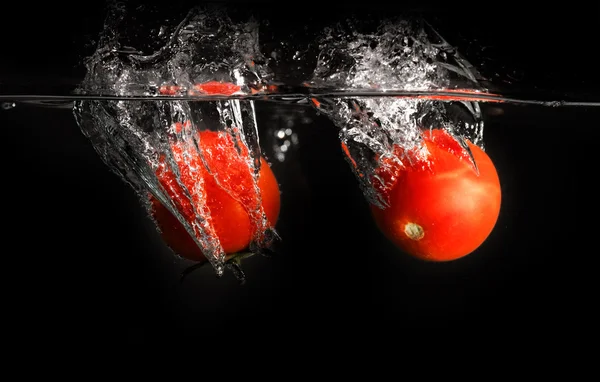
[
  {"xmin": 149, "ymin": 128, "xmax": 281, "ymax": 262},
  {"xmin": 369, "ymin": 128, "xmax": 501, "ymax": 261}
]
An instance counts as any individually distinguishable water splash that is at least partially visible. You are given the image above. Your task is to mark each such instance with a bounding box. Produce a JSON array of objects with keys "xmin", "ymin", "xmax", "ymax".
[
  {"xmin": 78, "ymin": 4, "xmax": 272, "ymax": 97},
  {"xmin": 307, "ymin": 17, "xmax": 486, "ymax": 208},
  {"xmin": 72, "ymin": 4, "xmax": 277, "ymax": 277}
]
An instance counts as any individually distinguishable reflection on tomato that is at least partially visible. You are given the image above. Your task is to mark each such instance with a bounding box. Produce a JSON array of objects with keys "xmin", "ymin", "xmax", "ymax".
[
  {"xmin": 149, "ymin": 128, "xmax": 281, "ymax": 263},
  {"xmin": 369, "ymin": 128, "xmax": 501, "ymax": 261}
]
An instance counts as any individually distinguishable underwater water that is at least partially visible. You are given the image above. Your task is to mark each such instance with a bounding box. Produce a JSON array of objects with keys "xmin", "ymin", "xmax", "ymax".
[{"xmin": 1, "ymin": 2, "xmax": 599, "ymax": 344}]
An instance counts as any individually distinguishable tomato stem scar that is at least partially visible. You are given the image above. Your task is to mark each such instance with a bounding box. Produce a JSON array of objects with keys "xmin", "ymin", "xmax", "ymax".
[{"xmin": 404, "ymin": 222, "xmax": 424, "ymax": 240}]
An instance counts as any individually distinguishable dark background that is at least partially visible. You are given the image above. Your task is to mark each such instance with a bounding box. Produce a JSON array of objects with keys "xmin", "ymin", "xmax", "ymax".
[{"xmin": 1, "ymin": 1, "xmax": 599, "ymax": 345}]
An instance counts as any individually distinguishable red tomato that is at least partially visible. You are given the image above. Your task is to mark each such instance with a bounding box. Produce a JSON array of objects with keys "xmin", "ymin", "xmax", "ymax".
[
  {"xmin": 368, "ymin": 128, "xmax": 501, "ymax": 261},
  {"xmin": 193, "ymin": 81, "xmax": 241, "ymax": 95},
  {"xmin": 149, "ymin": 128, "xmax": 281, "ymax": 263},
  {"xmin": 158, "ymin": 81, "xmax": 242, "ymax": 96}
]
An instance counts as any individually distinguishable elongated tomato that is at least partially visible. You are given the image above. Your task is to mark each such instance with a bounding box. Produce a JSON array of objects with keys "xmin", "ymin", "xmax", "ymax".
[{"xmin": 370, "ymin": 128, "xmax": 501, "ymax": 261}]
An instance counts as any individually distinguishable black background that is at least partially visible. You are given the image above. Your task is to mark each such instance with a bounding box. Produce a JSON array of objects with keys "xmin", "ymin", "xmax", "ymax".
[{"xmin": 1, "ymin": 1, "xmax": 599, "ymax": 346}]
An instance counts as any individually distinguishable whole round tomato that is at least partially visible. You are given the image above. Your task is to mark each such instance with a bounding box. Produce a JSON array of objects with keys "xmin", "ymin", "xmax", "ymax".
[
  {"xmin": 369, "ymin": 128, "xmax": 501, "ymax": 261},
  {"xmin": 149, "ymin": 128, "xmax": 281, "ymax": 263}
]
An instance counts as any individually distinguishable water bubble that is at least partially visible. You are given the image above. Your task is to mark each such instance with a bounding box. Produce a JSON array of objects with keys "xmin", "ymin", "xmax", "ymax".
[
  {"xmin": 1, "ymin": 102, "xmax": 16, "ymax": 110},
  {"xmin": 272, "ymin": 124, "xmax": 299, "ymax": 163}
]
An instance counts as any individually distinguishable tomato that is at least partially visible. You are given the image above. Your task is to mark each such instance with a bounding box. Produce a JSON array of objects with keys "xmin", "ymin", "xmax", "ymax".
[
  {"xmin": 158, "ymin": 81, "xmax": 242, "ymax": 96},
  {"xmin": 149, "ymin": 128, "xmax": 281, "ymax": 263},
  {"xmin": 368, "ymin": 128, "xmax": 501, "ymax": 261}
]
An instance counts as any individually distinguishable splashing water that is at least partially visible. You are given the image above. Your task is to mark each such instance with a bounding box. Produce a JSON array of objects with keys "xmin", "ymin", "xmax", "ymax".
[
  {"xmin": 73, "ymin": 5, "xmax": 277, "ymax": 277},
  {"xmin": 68, "ymin": 5, "xmax": 523, "ymax": 278},
  {"xmin": 306, "ymin": 18, "xmax": 487, "ymax": 208}
]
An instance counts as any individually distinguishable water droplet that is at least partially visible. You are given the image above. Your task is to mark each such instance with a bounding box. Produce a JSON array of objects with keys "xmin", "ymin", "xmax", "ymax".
[
  {"xmin": 291, "ymin": 133, "xmax": 299, "ymax": 145},
  {"xmin": 1, "ymin": 102, "xmax": 16, "ymax": 110}
]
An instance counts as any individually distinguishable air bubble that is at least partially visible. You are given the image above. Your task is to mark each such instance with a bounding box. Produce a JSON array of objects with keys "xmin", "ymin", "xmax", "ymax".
[{"xmin": 1, "ymin": 102, "xmax": 16, "ymax": 110}]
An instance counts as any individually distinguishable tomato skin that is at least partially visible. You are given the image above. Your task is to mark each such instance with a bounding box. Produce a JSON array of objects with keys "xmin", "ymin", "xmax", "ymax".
[
  {"xmin": 370, "ymin": 129, "xmax": 501, "ymax": 261},
  {"xmin": 158, "ymin": 81, "xmax": 242, "ymax": 96},
  {"xmin": 149, "ymin": 129, "xmax": 280, "ymax": 262}
]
